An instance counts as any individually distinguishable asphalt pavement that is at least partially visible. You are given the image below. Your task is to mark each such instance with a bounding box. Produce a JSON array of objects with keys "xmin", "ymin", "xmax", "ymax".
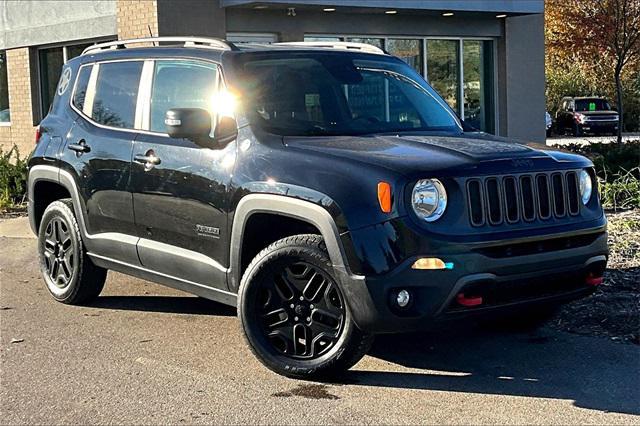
[{"xmin": 1, "ymin": 217, "xmax": 639, "ymax": 424}]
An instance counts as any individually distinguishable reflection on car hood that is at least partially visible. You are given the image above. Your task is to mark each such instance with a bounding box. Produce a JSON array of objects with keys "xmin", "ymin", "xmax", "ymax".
[{"xmin": 284, "ymin": 133, "xmax": 589, "ymax": 177}]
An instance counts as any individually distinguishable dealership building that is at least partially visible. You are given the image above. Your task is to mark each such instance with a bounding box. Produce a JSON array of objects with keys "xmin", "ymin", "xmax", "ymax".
[{"xmin": 0, "ymin": 0, "xmax": 545, "ymax": 154}]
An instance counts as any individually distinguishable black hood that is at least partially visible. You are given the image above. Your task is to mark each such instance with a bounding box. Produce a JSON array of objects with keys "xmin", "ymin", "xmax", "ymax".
[{"xmin": 284, "ymin": 132, "xmax": 590, "ymax": 178}]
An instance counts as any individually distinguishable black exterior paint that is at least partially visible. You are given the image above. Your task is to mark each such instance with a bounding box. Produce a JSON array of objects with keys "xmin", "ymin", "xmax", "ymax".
[{"xmin": 29, "ymin": 45, "xmax": 608, "ymax": 333}]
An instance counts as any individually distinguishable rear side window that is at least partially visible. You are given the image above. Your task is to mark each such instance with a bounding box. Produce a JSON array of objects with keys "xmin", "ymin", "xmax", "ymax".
[
  {"xmin": 149, "ymin": 60, "xmax": 218, "ymax": 133},
  {"xmin": 72, "ymin": 65, "xmax": 92, "ymax": 111},
  {"xmin": 91, "ymin": 61, "xmax": 143, "ymax": 129}
]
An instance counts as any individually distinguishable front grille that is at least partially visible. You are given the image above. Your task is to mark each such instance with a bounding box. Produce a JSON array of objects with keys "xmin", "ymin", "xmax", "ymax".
[
  {"xmin": 587, "ymin": 115, "xmax": 617, "ymax": 121},
  {"xmin": 467, "ymin": 171, "xmax": 581, "ymax": 227}
]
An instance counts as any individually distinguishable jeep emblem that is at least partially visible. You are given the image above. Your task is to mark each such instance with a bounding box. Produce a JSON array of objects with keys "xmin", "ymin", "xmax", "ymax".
[
  {"xmin": 511, "ymin": 159, "xmax": 534, "ymax": 168},
  {"xmin": 57, "ymin": 67, "xmax": 72, "ymax": 95}
]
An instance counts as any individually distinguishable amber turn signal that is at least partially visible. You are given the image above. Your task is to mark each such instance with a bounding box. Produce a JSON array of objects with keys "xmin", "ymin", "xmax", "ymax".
[
  {"xmin": 411, "ymin": 258, "xmax": 454, "ymax": 270},
  {"xmin": 377, "ymin": 181, "xmax": 392, "ymax": 213}
]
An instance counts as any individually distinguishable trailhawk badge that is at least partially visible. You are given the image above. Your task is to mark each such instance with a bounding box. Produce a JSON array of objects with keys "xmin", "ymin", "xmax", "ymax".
[{"xmin": 196, "ymin": 224, "xmax": 220, "ymax": 238}]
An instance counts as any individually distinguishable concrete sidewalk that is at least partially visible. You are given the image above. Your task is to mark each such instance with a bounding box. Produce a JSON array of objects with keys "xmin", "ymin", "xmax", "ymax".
[{"xmin": 0, "ymin": 216, "xmax": 34, "ymax": 239}]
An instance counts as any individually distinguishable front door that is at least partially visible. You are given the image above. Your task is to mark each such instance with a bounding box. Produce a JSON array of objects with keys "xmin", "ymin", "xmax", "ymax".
[{"xmin": 130, "ymin": 59, "xmax": 235, "ymax": 290}]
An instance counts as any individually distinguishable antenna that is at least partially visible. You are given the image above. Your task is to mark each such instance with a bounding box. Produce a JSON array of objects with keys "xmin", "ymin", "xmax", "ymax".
[{"xmin": 148, "ymin": 25, "xmax": 157, "ymax": 46}]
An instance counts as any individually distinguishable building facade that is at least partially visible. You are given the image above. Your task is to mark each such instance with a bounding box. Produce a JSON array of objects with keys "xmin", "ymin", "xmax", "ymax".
[{"xmin": 0, "ymin": 0, "xmax": 545, "ymax": 155}]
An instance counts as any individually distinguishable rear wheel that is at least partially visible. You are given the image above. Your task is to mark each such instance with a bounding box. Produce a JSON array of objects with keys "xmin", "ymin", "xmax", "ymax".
[
  {"xmin": 38, "ymin": 199, "xmax": 107, "ymax": 304},
  {"xmin": 238, "ymin": 234, "xmax": 373, "ymax": 379}
]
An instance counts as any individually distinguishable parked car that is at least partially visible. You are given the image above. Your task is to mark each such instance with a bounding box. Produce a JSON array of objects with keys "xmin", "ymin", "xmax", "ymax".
[
  {"xmin": 28, "ymin": 38, "xmax": 608, "ymax": 379},
  {"xmin": 545, "ymin": 111, "xmax": 553, "ymax": 137},
  {"xmin": 555, "ymin": 96, "xmax": 619, "ymax": 136}
]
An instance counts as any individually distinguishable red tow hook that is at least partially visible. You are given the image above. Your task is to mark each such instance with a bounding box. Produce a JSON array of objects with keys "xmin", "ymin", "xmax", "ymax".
[
  {"xmin": 586, "ymin": 273, "xmax": 604, "ymax": 287},
  {"xmin": 456, "ymin": 293, "xmax": 483, "ymax": 307}
]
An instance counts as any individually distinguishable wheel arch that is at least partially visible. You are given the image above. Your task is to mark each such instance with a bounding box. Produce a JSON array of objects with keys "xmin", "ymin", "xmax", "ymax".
[{"xmin": 229, "ymin": 194, "xmax": 360, "ymax": 293}]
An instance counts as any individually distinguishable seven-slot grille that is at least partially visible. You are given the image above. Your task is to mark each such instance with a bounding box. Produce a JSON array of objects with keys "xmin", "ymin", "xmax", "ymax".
[{"xmin": 466, "ymin": 171, "xmax": 581, "ymax": 227}]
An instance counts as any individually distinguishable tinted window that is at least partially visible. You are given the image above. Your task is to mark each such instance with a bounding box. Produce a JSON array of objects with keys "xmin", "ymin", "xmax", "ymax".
[
  {"xmin": 236, "ymin": 54, "xmax": 460, "ymax": 137},
  {"xmin": 72, "ymin": 65, "xmax": 92, "ymax": 111},
  {"xmin": 575, "ymin": 98, "xmax": 611, "ymax": 112},
  {"xmin": 91, "ymin": 61, "xmax": 143, "ymax": 129},
  {"xmin": 149, "ymin": 61, "xmax": 218, "ymax": 133}
]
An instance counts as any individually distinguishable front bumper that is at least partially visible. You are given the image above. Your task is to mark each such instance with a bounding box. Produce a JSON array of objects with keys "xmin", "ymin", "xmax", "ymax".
[{"xmin": 341, "ymin": 229, "xmax": 608, "ymax": 334}]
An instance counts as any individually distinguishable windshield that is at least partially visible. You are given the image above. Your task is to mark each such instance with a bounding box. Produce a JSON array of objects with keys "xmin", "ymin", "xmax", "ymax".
[
  {"xmin": 575, "ymin": 99, "xmax": 612, "ymax": 112},
  {"xmin": 232, "ymin": 53, "xmax": 462, "ymax": 136}
]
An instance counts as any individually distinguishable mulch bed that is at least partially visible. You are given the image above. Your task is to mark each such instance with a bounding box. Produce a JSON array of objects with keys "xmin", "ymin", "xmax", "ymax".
[
  {"xmin": 549, "ymin": 209, "xmax": 640, "ymax": 344},
  {"xmin": 0, "ymin": 203, "xmax": 27, "ymax": 219}
]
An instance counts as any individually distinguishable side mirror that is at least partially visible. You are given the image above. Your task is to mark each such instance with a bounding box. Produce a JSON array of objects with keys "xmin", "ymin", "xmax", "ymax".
[
  {"xmin": 165, "ymin": 108, "xmax": 213, "ymax": 147},
  {"xmin": 214, "ymin": 116, "xmax": 238, "ymax": 146},
  {"xmin": 165, "ymin": 108, "xmax": 238, "ymax": 149}
]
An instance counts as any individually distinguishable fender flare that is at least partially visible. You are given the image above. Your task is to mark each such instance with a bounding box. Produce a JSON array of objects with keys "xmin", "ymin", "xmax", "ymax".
[{"xmin": 229, "ymin": 194, "xmax": 379, "ymax": 330}]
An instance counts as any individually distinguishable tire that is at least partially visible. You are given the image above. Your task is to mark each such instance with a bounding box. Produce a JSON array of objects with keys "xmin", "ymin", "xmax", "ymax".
[
  {"xmin": 238, "ymin": 234, "xmax": 373, "ymax": 379},
  {"xmin": 38, "ymin": 199, "xmax": 107, "ymax": 304}
]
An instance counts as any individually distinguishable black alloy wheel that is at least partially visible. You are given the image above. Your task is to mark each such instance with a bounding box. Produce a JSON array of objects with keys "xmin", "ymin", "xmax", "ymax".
[
  {"xmin": 258, "ymin": 260, "xmax": 346, "ymax": 359},
  {"xmin": 42, "ymin": 217, "xmax": 75, "ymax": 288}
]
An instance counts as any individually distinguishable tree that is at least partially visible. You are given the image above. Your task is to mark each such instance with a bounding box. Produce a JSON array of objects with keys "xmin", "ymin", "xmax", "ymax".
[{"xmin": 546, "ymin": 0, "xmax": 640, "ymax": 142}]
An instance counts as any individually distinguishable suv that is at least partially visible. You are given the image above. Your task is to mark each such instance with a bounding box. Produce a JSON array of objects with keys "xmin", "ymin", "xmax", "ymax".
[
  {"xmin": 555, "ymin": 96, "xmax": 619, "ymax": 136},
  {"xmin": 28, "ymin": 38, "xmax": 608, "ymax": 379}
]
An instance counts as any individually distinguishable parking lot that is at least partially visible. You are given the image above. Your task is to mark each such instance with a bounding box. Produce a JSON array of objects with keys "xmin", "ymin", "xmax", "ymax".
[{"xmin": 1, "ymin": 217, "xmax": 639, "ymax": 425}]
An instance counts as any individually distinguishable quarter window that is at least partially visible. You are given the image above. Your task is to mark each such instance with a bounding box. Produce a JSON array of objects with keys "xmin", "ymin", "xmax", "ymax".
[
  {"xmin": 91, "ymin": 61, "xmax": 143, "ymax": 129},
  {"xmin": 72, "ymin": 66, "xmax": 92, "ymax": 112},
  {"xmin": 149, "ymin": 60, "xmax": 218, "ymax": 133}
]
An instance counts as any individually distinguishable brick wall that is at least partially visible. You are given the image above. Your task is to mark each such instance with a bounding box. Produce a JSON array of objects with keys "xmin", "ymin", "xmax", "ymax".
[
  {"xmin": 0, "ymin": 48, "xmax": 36, "ymax": 157},
  {"xmin": 116, "ymin": 0, "xmax": 159, "ymax": 40}
]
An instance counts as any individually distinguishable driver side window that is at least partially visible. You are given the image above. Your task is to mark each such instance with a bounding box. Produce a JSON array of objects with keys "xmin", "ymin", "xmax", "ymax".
[{"xmin": 148, "ymin": 60, "xmax": 219, "ymax": 133}]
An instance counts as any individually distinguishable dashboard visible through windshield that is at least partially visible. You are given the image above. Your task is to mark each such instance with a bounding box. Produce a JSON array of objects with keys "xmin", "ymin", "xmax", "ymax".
[{"xmin": 232, "ymin": 53, "xmax": 462, "ymax": 137}]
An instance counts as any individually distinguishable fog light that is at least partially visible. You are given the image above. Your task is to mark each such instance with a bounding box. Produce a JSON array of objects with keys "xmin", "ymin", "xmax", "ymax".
[
  {"xmin": 412, "ymin": 257, "xmax": 454, "ymax": 270},
  {"xmin": 396, "ymin": 290, "xmax": 411, "ymax": 308}
]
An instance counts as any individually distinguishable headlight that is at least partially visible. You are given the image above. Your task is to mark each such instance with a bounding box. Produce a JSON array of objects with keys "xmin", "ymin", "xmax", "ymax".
[
  {"xmin": 579, "ymin": 169, "xmax": 592, "ymax": 205},
  {"xmin": 412, "ymin": 179, "xmax": 447, "ymax": 222}
]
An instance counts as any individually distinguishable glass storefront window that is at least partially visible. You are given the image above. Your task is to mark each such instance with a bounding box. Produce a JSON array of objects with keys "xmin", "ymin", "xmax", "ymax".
[
  {"xmin": 426, "ymin": 40, "xmax": 459, "ymax": 114},
  {"xmin": 0, "ymin": 51, "xmax": 10, "ymax": 123},
  {"xmin": 39, "ymin": 47, "xmax": 64, "ymax": 116},
  {"xmin": 463, "ymin": 40, "xmax": 495, "ymax": 133},
  {"xmin": 386, "ymin": 39, "xmax": 422, "ymax": 74}
]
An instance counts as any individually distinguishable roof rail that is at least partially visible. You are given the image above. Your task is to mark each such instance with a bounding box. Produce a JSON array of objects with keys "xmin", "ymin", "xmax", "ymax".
[
  {"xmin": 82, "ymin": 37, "xmax": 239, "ymax": 55},
  {"xmin": 275, "ymin": 41, "xmax": 386, "ymax": 55}
]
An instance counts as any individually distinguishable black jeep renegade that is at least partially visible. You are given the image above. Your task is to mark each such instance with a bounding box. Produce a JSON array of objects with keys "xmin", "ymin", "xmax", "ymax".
[{"xmin": 28, "ymin": 38, "xmax": 608, "ymax": 379}]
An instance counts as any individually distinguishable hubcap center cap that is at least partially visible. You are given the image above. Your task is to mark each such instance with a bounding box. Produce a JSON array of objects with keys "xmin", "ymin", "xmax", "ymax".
[{"xmin": 294, "ymin": 304, "xmax": 307, "ymax": 316}]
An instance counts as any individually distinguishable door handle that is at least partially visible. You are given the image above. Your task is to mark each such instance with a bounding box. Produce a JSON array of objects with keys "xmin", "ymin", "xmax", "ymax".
[
  {"xmin": 68, "ymin": 139, "xmax": 90, "ymax": 154},
  {"xmin": 134, "ymin": 150, "xmax": 161, "ymax": 170}
]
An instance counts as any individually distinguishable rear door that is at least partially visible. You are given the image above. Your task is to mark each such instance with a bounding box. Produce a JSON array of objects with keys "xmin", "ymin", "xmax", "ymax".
[
  {"xmin": 62, "ymin": 60, "xmax": 143, "ymax": 264},
  {"xmin": 130, "ymin": 59, "xmax": 235, "ymax": 289}
]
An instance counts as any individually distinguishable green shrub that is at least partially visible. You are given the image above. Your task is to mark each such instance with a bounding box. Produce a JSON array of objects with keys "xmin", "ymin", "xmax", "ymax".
[
  {"xmin": 599, "ymin": 168, "xmax": 640, "ymax": 211},
  {"xmin": 0, "ymin": 145, "xmax": 28, "ymax": 211},
  {"xmin": 554, "ymin": 141, "xmax": 640, "ymax": 181},
  {"xmin": 553, "ymin": 141, "xmax": 640, "ymax": 210}
]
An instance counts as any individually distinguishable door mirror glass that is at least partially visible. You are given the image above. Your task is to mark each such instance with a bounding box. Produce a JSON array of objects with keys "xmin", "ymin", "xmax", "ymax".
[
  {"xmin": 214, "ymin": 116, "xmax": 238, "ymax": 146},
  {"xmin": 165, "ymin": 108, "xmax": 215, "ymax": 148}
]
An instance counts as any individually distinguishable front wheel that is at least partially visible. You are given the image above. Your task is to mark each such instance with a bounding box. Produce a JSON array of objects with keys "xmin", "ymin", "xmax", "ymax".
[
  {"xmin": 38, "ymin": 199, "xmax": 107, "ymax": 304},
  {"xmin": 238, "ymin": 234, "xmax": 373, "ymax": 379}
]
